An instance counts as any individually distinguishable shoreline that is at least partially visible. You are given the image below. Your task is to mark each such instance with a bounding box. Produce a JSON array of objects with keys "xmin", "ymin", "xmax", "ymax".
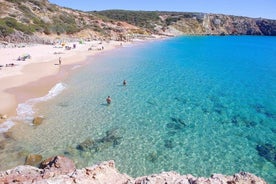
[
  {"xmin": 0, "ymin": 39, "xmax": 130, "ymax": 130},
  {"xmin": 0, "ymin": 36, "xmax": 166, "ymax": 132}
]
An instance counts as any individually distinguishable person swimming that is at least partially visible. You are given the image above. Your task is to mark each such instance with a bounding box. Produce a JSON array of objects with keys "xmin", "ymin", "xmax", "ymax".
[{"xmin": 106, "ymin": 96, "xmax": 112, "ymax": 104}]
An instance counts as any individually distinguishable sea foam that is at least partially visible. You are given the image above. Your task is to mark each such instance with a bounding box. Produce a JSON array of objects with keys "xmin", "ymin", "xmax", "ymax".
[
  {"xmin": 0, "ymin": 83, "xmax": 67, "ymax": 133},
  {"xmin": 16, "ymin": 82, "xmax": 66, "ymax": 122},
  {"xmin": 0, "ymin": 120, "xmax": 15, "ymax": 133}
]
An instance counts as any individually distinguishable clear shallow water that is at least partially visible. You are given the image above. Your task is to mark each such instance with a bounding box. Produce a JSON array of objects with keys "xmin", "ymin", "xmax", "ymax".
[{"xmin": 1, "ymin": 36, "xmax": 276, "ymax": 183}]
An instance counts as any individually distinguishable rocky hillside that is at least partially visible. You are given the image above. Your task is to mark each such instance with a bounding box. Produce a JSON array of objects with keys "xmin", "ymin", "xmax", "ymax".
[
  {"xmin": 0, "ymin": 0, "xmax": 144, "ymax": 43},
  {"xmin": 0, "ymin": 156, "xmax": 267, "ymax": 183},
  {"xmin": 97, "ymin": 10, "xmax": 276, "ymax": 36},
  {"xmin": 0, "ymin": 0, "xmax": 276, "ymax": 44}
]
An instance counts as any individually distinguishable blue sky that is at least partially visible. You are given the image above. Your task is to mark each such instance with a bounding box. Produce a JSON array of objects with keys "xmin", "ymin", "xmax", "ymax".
[{"xmin": 49, "ymin": 0, "xmax": 276, "ymax": 19}]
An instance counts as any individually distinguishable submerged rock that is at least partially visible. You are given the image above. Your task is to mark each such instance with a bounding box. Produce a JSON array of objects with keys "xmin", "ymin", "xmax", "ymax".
[
  {"xmin": 64, "ymin": 146, "xmax": 79, "ymax": 156},
  {"xmin": 256, "ymin": 143, "xmax": 276, "ymax": 166},
  {"xmin": 231, "ymin": 115, "xmax": 259, "ymax": 127},
  {"xmin": 254, "ymin": 104, "xmax": 276, "ymax": 119},
  {"xmin": 174, "ymin": 97, "xmax": 187, "ymax": 104},
  {"xmin": 164, "ymin": 139, "xmax": 175, "ymax": 149},
  {"xmin": 33, "ymin": 117, "xmax": 43, "ymax": 126},
  {"xmin": 171, "ymin": 117, "xmax": 186, "ymax": 126},
  {"xmin": 147, "ymin": 151, "xmax": 158, "ymax": 163},
  {"xmin": 166, "ymin": 117, "xmax": 187, "ymax": 132},
  {"xmin": 76, "ymin": 128, "xmax": 123, "ymax": 154},
  {"xmin": 76, "ymin": 138, "xmax": 95, "ymax": 151},
  {"xmin": 25, "ymin": 154, "xmax": 43, "ymax": 166}
]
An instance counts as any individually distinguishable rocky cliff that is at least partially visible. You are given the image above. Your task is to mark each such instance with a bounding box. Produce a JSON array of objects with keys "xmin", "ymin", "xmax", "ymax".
[
  {"xmin": 169, "ymin": 13, "xmax": 276, "ymax": 36},
  {"xmin": 0, "ymin": 156, "xmax": 267, "ymax": 184},
  {"xmin": 96, "ymin": 11, "xmax": 276, "ymax": 36}
]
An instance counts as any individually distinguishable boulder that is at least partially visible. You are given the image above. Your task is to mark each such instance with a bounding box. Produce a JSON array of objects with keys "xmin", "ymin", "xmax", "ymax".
[
  {"xmin": 0, "ymin": 114, "xmax": 8, "ymax": 119},
  {"xmin": 76, "ymin": 138, "xmax": 95, "ymax": 151},
  {"xmin": 40, "ymin": 156, "xmax": 76, "ymax": 176},
  {"xmin": 33, "ymin": 116, "xmax": 43, "ymax": 125}
]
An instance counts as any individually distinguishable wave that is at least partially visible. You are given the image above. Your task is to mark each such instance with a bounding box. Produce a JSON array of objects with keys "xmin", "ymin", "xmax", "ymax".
[
  {"xmin": 0, "ymin": 83, "xmax": 66, "ymax": 133},
  {"xmin": 0, "ymin": 120, "xmax": 15, "ymax": 133},
  {"xmin": 71, "ymin": 65, "xmax": 82, "ymax": 70}
]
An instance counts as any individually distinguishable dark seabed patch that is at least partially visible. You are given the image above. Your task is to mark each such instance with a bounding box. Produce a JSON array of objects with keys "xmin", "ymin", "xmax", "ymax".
[
  {"xmin": 253, "ymin": 104, "xmax": 276, "ymax": 119},
  {"xmin": 256, "ymin": 143, "xmax": 276, "ymax": 167}
]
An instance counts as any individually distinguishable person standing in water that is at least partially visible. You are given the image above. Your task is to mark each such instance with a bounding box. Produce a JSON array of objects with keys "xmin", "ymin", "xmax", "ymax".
[
  {"xmin": 106, "ymin": 96, "xmax": 112, "ymax": 104},
  {"xmin": 123, "ymin": 80, "xmax": 127, "ymax": 86}
]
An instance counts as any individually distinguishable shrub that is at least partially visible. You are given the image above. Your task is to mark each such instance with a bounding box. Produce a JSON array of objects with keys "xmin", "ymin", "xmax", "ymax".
[
  {"xmin": 59, "ymin": 13, "xmax": 76, "ymax": 25},
  {"xmin": 0, "ymin": 20, "xmax": 14, "ymax": 37},
  {"xmin": 51, "ymin": 14, "xmax": 79, "ymax": 34},
  {"xmin": 18, "ymin": 4, "xmax": 36, "ymax": 20},
  {"xmin": 2, "ymin": 17, "xmax": 35, "ymax": 35}
]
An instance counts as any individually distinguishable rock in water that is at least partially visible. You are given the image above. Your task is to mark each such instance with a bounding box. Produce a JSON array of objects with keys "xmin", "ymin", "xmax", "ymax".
[
  {"xmin": 33, "ymin": 117, "xmax": 43, "ymax": 125},
  {"xmin": 0, "ymin": 114, "xmax": 8, "ymax": 119},
  {"xmin": 25, "ymin": 154, "xmax": 43, "ymax": 166},
  {"xmin": 256, "ymin": 144, "xmax": 276, "ymax": 166},
  {"xmin": 76, "ymin": 138, "xmax": 95, "ymax": 151}
]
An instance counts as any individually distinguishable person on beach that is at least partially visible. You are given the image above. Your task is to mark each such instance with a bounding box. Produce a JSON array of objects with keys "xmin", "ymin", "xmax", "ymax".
[
  {"xmin": 123, "ymin": 80, "xmax": 127, "ymax": 86},
  {"xmin": 106, "ymin": 96, "xmax": 112, "ymax": 104},
  {"xmin": 59, "ymin": 57, "xmax": 62, "ymax": 65}
]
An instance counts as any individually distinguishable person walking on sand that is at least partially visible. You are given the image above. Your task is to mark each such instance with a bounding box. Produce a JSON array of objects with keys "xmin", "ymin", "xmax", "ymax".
[
  {"xmin": 59, "ymin": 57, "xmax": 62, "ymax": 65},
  {"xmin": 106, "ymin": 96, "xmax": 112, "ymax": 104}
]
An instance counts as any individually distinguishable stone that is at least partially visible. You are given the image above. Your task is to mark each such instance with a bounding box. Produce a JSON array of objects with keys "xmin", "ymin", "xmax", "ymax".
[
  {"xmin": 164, "ymin": 139, "xmax": 174, "ymax": 149},
  {"xmin": 0, "ymin": 114, "xmax": 8, "ymax": 119},
  {"xmin": 33, "ymin": 116, "xmax": 43, "ymax": 126},
  {"xmin": 40, "ymin": 156, "xmax": 76, "ymax": 176},
  {"xmin": 256, "ymin": 143, "xmax": 276, "ymax": 166},
  {"xmin": 76, "ymin": 138, "xmax": 95, "ymax": 151},
  {"xmin": 147, "ymin": 151, "xmax": 158, "ymax": 163},
  {"xmin": 25, "ymin": 154, "xmax": 43, "ymax": 166}
]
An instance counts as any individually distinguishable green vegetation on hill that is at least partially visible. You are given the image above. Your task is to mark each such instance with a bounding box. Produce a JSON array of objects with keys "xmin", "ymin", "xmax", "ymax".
[
  {"xmin": 95, "ymin": 10, "xmax": 161, "ymax": 30},
  {"xmin": 51, "ymin": 13, "xmax": 80, "ymax": 35},
  {"xmin": 0, "ymin": 17, "xmax": 35, "ymax": 36},
  {"xmin": 1, "ymin": 0, "xmax": 81, "ymax": 36}
]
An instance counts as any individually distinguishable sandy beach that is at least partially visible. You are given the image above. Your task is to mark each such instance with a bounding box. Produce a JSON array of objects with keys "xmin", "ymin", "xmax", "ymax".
[{"xmin": 0, "ymin": 40, "xmax": 129, "ymax": 125}]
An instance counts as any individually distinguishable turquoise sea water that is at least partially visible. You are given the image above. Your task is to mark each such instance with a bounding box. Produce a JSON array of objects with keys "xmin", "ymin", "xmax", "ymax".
[{"xmin": 1, "ymin": 36, "xmax": 276, "ymax": 183}]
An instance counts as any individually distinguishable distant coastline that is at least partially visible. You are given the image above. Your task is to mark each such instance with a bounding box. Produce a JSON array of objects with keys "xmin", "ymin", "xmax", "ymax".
[{"xmin": 1, "ymin": 0, "xmax": 276, "ymax": 46}]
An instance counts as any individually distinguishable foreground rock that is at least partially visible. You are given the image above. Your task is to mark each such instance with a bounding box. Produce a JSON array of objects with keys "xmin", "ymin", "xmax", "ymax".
[
  {"xmin": 32, "ymin": 117, "xmax": 44, "ymax": 126},
  {"xmin": 0, "ymin": 156, "xmax": 267, "ymax": 184}
]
